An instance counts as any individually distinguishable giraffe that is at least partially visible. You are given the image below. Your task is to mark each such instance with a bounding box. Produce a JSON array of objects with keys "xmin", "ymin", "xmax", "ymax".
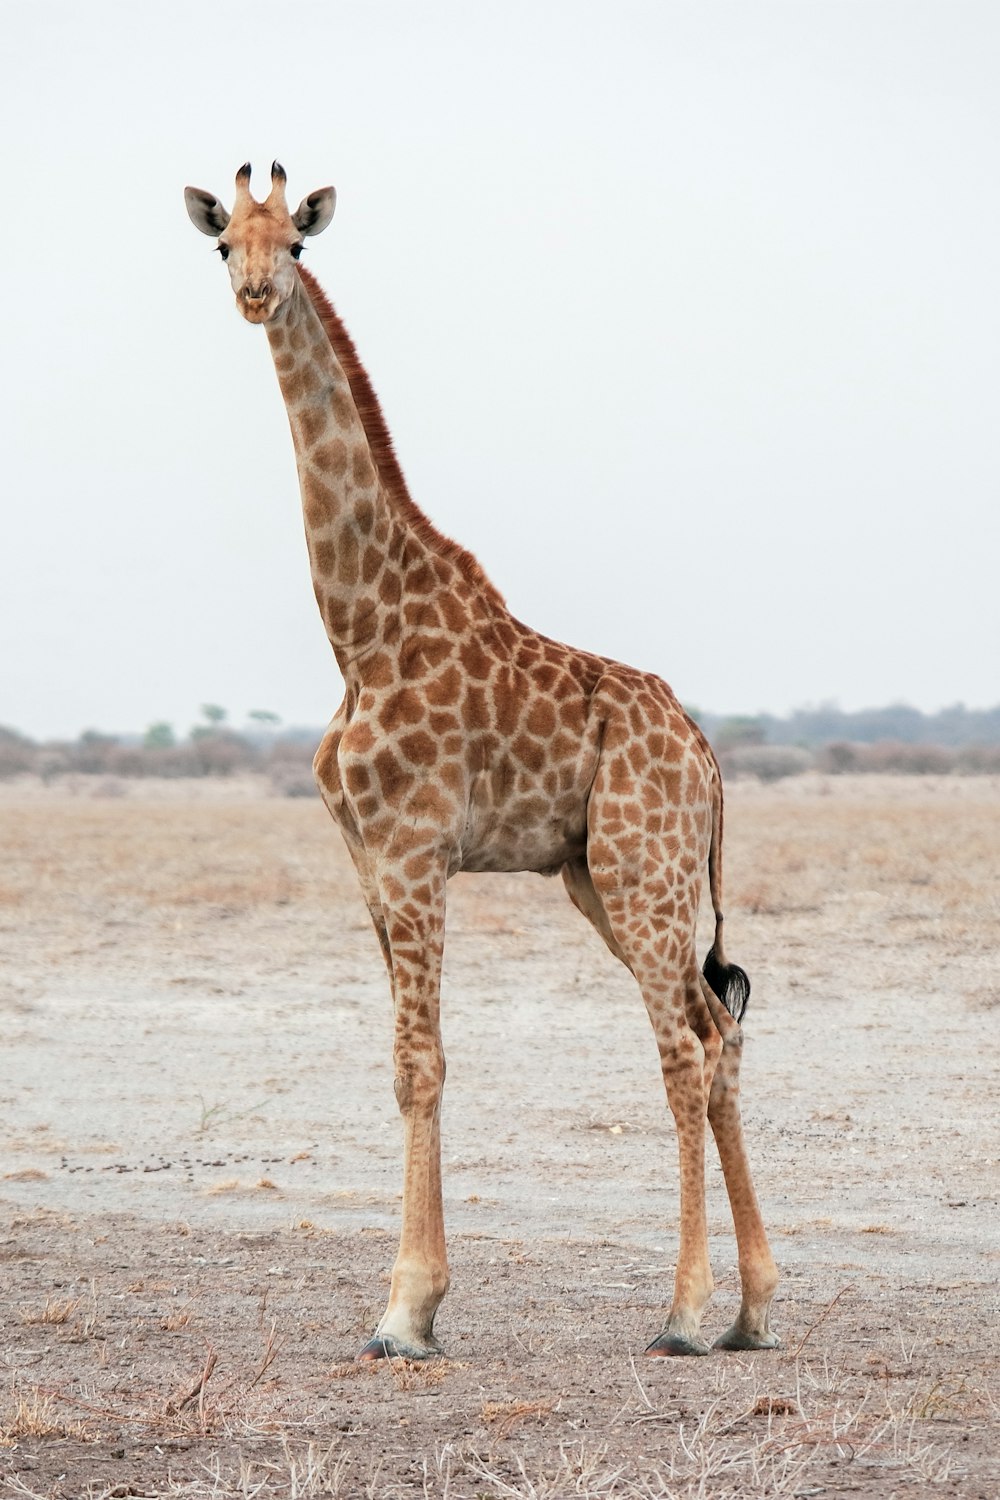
[{"xmin": 185, "ymin": 162, "xmax": 779, "ymax": 1362}]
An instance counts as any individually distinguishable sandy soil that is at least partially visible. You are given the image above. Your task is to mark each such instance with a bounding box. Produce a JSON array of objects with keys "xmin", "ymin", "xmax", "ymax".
[{"xmin": 1, "ymin": 773, "xmax": 998, "ymax": 1497}]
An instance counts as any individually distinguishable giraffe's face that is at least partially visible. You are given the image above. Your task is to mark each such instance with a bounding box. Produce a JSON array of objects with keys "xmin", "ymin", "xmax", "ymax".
[{"xmin": 185, "ymin": 163, "xmax": 335, "ymax": 325}]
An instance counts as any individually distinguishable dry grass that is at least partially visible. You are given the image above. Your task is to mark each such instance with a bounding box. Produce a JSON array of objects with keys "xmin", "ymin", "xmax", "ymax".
[
  {"xmin": 79, "ymin": 1363, "xmax": 957, "ymax": 1498},
  {"xmin": 2, "ymin": 778, "xmax": 996, "ymax": 998},
  {"xmin": 201, "ymin": 1178, "xmax": 245, "ymax": 1196},
  {"xmin": 2, "ymin": 773, "xmax": 995, "ymax": 932},
  {"xmin": 481, "ymin": 1397, "xmax": 557, "ymax": 1436},
  {"xmin": 0, "ymin": 1263, "xmax": 982, "ymax": 1497},
  {"xmin": 0, "ymin": 799, "xmax": 335, "ymax": 957},
  {"xmin": 0, "ymin": 1385, "xmax": 97, "ymax": 1445},
  {"xmin": 161, "ymin": 1305, "xmax": 194, "ymax": 1331},
  {"xmin": 726, "ymin": 779, "xmax": 1000, "ymax": 937},
  {"xmin": 18, "ymin": 1296, "xmax": 78, "ymax": 1326}
]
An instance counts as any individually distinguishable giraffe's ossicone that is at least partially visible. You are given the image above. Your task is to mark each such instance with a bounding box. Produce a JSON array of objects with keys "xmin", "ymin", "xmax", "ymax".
[{"xmin": 185, "ymin": 162, "xmax": 779, "ymax": 1361}]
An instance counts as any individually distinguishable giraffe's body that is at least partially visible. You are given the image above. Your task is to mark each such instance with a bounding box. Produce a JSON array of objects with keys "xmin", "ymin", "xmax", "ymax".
[{"xmin": 186, "ymin": 164, "xmax": 779, "ymax": 1360}]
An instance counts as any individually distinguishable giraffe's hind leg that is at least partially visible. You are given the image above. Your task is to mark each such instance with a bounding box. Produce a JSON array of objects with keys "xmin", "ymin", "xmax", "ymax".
[
  {"xmin": 567, "ymin": 803, "xmax": 778, "ymax": 1354},
  {"xmin": 565, "ymin": 862, "xmax": 721, "ymax": 1104},
  {"xmin": 574, "ymin": 851, "xmax": 717, "ymax": 1355},
  {"xmin": 698, "ymin": 977, "xmax": 779, "ymax": 1350},
  {"xmin": 566, "ymin": 858, "xmax": 715, "ymax": 1352},
  {"xmin": 562, "ymin": 858, "xmax": 631, "ymax": 969}
]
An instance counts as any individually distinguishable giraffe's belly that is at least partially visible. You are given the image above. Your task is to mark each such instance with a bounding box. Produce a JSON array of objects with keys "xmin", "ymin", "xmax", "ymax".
[{"xmin": 456, "ymin": 769, "xmax": 590, "ymax": 875}]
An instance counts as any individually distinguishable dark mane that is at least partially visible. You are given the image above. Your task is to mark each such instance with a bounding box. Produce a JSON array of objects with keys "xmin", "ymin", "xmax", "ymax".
[{"xmin": 296, "ymin": 266, "xmax": 504, "ymax": 606}]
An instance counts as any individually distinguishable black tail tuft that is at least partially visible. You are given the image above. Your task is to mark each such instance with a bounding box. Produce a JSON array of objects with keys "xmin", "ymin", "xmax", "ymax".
[{"xmin": 703, "ymin": 945, "xmax": 751, "ymax": 1023}]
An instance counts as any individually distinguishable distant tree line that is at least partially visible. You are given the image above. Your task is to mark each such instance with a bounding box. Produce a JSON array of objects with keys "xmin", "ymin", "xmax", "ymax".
[
  {"xmin": 695, "ymin": 701, "xmax": 1000, "ymax": 750},
  {"xmin": 685, "ymin": 702, "xmax": 1000, "ymax": 780},
  {"xmin": 1, "ymin": 701, "xmax": 999, "ymax": 789},
  {"xmin": 0, "ymin": 706, "xmax": 317, "ymax": 795}
]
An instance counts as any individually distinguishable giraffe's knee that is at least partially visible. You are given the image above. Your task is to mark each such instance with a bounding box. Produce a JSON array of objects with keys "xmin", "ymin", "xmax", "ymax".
[
  {"xmin": 393, "ymin": 1049, "xmax": 446, "ymax": 1113},
  {"xmin": 719, "ymin": 1022, "xmax": 745, "ymax": 1062},
  {"xmin": 657, "ymin": 1026, "xmax": 707, "ymax": 1089}
]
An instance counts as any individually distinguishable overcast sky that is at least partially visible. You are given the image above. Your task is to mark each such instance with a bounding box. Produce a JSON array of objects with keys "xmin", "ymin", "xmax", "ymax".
[{"xmin": 2, "ymin": 1, "xmax": 997, "ymax": 740}]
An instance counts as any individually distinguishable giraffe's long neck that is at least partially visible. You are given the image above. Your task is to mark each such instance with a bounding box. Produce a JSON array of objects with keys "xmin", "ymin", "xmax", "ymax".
[
  {"xmin": 266, "ymin": 268, "xmax": 504, "ymax": 681},
  {"xmin": 265, "ymin": 274, "xmax": 396, "ymax": 675}
]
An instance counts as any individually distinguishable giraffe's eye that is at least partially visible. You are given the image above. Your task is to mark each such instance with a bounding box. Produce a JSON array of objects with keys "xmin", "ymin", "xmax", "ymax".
[
  {"xmin": 217, "ymin": 243, "xmax": 230, "ymax": 262},
  {"xmin": 290, "ymin": 242, "xmax": 304, "ymax": 261}
]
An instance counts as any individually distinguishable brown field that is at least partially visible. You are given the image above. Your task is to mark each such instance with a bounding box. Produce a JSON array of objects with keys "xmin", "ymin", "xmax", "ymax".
[{"xmin": 1, "ymin": 773, "xmax": 998, "ymax": 1498}]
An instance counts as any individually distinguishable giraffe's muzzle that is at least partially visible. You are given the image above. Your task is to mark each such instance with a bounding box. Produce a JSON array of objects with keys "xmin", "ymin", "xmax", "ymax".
[{"xmin": 238, "ymin": 280, "xmax": 275, "ymax": 323}]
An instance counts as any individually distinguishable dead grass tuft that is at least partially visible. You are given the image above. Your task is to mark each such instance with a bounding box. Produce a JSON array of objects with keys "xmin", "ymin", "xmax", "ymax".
[
  {"xmin": 160, "ymin": 1307, "xmax": 193, "ymax": 1331},
  {"xmin": 19, "ymin": 1297, "xmax": 79, "ymax": 1326},
  {"xmin": 202, "ymin": 1178, "xmax": 243, "ymax": 1196},
  {"xmin": 749, "ymin": 1393, "xmax": 801, "ymax": 1417},
  {"xmin": 328, "ymin": 1359, "xmax": 382, "ymax": 1380},
  {"xmin": 482, "ymin": 1397, "xmax": 557, "ymax": 1436},
  {"xmin": 0, "ymin": 1385, "xmax": 97, "ymax": 1444},
  {"xmin": 387, "ymin": 1357, "xmax": 449, "ymax": 1392}
]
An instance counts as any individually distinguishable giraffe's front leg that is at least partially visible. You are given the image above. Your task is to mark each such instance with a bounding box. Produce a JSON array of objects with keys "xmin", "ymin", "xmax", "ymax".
[{"xmin": 359, "ymin": 857, "xmax": 449, "ymax": 1362}]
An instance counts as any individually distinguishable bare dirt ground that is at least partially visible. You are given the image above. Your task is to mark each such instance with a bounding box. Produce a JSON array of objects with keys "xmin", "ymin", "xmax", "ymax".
[{"xmin": 1, "ymin": 773, "xmax": 998, "ymax": 1498}]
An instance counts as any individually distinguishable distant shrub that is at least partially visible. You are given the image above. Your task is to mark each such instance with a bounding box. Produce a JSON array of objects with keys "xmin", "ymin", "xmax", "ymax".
[
  {"xmin": 124, "ymin": 744, "xmax": 201, "ymax": 778},
  {"xmin": 37, "ymin": 749, "xmax": 70, "ymax": 783},
  {"xmin": 955, "ymin": 744, "xmax": 1000, "ymax": 774},
  {"xmin": 67, "ymin": 731, "xmax": 121, "ymax": 775},
  {"xmin": 818, "ymin": 741, "xmax": 859, "ymax": 774},
  {"xmin": 144, "ymin": 721, "xmax": 176, "ymax": 749},
  {"xmin": 720, "ymin": 745, "xmax": 812, "ymax": 782},
  {"xmin": 271, "ymin": 768, "xmax": 318, "ymax": 797},
  {"xmin": 266, "ymin": 737, "xmax": 318, "ymax": 797},
  {"xmin": 858, "ymin": 741, "xmax": 957, "ymax": 775},
  {"xmin": 817, "ymin": 740, "xmax": 967, "ymax": 775},
  {"xmin": 713, "ymin": 716, "xmax": 768, "ymax": 751},
  {"xmin": 0, "ymin": 726, "xmax": 37, "ymax": 778},
  {"xmin": 187, "ymin": 731, "xmax": 256, "ymax": 777}
]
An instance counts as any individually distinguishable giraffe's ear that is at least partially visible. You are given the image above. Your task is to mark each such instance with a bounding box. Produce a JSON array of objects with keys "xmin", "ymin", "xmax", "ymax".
[
  {"xmin": 184, "ymin": 187, "xmax": 231, "ymax": 237},
  {"xmin": 292, "ymin": 186, "xmax": 336, "ymax": 237}
]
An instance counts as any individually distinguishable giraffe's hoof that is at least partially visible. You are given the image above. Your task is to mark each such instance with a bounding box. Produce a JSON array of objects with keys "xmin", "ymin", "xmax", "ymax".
[
  {"xmin": 645, "ymin": 1331, "xmax": 712, "ymax": 1358},
  {"xmin": 713, "ymin": 1323, "xmax": 780, "ymax": 1352},
  {"xmin": 357, "ymin": 1333, "xmax": 443, "ymax": 1363}
]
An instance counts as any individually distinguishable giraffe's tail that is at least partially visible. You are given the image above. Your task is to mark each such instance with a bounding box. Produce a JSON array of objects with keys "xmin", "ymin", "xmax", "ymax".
[{"xmin": 702, "ymin": 773, "xmax": 751, "ymax": 1023}]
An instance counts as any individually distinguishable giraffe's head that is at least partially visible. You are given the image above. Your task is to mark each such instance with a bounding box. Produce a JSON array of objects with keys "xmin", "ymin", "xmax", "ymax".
[{"xmin": 185, "ymin": 162, "xmax": 336, "ymax": 325}]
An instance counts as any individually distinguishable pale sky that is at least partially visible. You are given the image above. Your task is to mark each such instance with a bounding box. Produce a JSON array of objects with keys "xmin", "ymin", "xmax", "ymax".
[{"xmin": 2, "ymin": 1, "xmax": 997, "ymax": 740}]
